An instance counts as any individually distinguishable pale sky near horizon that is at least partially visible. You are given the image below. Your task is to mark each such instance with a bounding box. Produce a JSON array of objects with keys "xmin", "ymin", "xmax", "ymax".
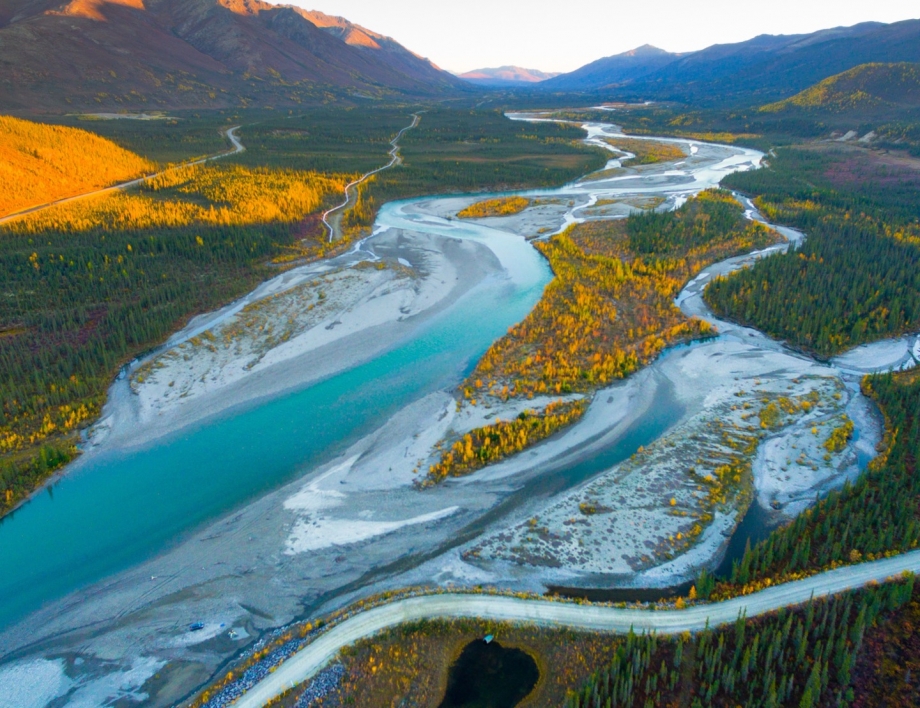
[{"xmin": 287, "ymin": 0, "xmax": 920, "ymax": 74}]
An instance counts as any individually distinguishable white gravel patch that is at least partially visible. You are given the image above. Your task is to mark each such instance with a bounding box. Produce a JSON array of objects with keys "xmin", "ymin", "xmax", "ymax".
[
  {"xmin": 62, "ymin": 657, "xmax": 164, "ymax": 708},
  {"xmin": 285, "ymin": 506, "xmax": 460, "ymax": 555},
  {"xmin": 832, "ymin": 337, "xmax": 916, "ymax": 374},
  {"xmin": 0, "ymin": 659, "xmax": 71, "ymax": 708}
]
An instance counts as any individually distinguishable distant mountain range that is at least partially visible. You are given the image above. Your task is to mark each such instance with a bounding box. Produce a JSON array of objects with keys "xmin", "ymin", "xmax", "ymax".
[
  {"xmin": 458, "ymin": 66, "xmax": 560, "ymax": 87},
  {"xmin": 536, "ymin": 19, "xmax": 920, "ymax": 106},
  {"xmin": 0, "ymin": 0, "xmax": 467, "ymax": 111},
  {"xmin": 2, "ymin": 4, "xmax": 920, "ymax": 113}
]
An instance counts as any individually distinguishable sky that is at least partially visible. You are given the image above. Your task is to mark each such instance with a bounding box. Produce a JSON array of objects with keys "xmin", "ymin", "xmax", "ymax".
[{"xmin": 289, "ymin": 0, "xmax": 920, "ymax": 74}]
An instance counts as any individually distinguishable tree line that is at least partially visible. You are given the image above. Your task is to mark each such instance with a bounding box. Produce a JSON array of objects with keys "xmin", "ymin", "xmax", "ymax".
[
  {"xmin": 706, "ymin": 146, "xmax": 920, "ymax": 357},
  {"xmin": 567, "ymin": 577, "xmax": 916, "ymax": 708}
]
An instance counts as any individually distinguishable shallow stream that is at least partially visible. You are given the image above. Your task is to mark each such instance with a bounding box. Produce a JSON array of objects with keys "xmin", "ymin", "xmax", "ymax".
[
  {"xmin": 0, "ymin": 117, "xmax": 914, "ymax": 707},
  {"xmin": 0, "ymin": 214, "xmax": 551, "ymax": 630}
]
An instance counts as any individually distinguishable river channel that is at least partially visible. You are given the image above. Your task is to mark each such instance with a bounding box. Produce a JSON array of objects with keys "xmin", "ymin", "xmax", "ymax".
[{"xmin": 0, "ymin": 116, "xmax": 914, "ymax": 708}]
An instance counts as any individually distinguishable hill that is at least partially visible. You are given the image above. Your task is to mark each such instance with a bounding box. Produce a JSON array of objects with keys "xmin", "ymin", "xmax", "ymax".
[
  {"xmin": 539, "ymin": 45, "xmax": 679, "ymax": 92},
  {"xmin": 0, "ymin": 115, "xmax": 153, "ymax": 217},
  {"xmin": 0, "ymin": 0, "xmax": 468, "ymax": 111},
  {"xmin": 760, "ymin": 62, "xmax": 920, "ymax": 114},
  {"xmin": 541, "ymin": 19, "xmax": 920, "ymax": 106},
  {"xmin": 459, "ymin": 66, "xmax": 560, "ymax": 86}
]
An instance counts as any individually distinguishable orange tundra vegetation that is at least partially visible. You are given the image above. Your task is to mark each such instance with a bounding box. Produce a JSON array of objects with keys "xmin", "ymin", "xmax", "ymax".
[
  {"xmin": 0, "ymin": 115, "xmax": 154, "ymax": 217},
  {"xmin": 603, "ymin": 137, "xmax": 686, "ymax": 165},
  {"xmin": 425, "ymin": 399, "xmax": 587, "ymax": 484},
  {"xmin": 427, "ymin": 190, "xmax": 781, "ymax": 482},
  {"xmin": 469, "ymin": 190, "xmax": 781, "ymax": 400},
  {"xmin": 9, "ymin": 163, "xmax": 351, "ymax": 234},
  {"xmin": 457, "ymin": 196, "xmax": 531, "ymax": 218}
]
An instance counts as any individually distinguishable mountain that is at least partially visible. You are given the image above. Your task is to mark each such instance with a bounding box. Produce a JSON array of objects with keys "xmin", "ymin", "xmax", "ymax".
[
  {"xmin": 295, "ymin": 9, "xmax": 458, "ymax": 88},
  {"xmin": 459, "ymin": 66, "xmax": 559, "ymax": 87},
  {"xmin": 0, "ymin": 0, "xmax": 468, "ymax": 111},
  {"xmin": 760, "ymin": 62, "xmax": 920, "ymax": 114},
  {"xmin": 539, "ymin": 45, "xmax": 679, "ymax": 92},
  {"xmin": 541, "ymin": 19, "xmax": 920, "ymax": 106}
]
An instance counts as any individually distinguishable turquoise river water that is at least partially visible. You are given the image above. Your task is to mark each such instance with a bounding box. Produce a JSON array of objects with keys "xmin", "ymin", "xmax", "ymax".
[{"xmin": 0, "ymin": 203, "xmax": 552, "ymax": 631}]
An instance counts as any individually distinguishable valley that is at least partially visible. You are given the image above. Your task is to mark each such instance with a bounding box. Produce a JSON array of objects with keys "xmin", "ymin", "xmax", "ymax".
[
  {"xmin": 1, "ymin": 5, "xmax": 920, "ymax": 708},
  {"xmin": 0, "ymin": 115, "xmax": 910, "ymax": 708}
]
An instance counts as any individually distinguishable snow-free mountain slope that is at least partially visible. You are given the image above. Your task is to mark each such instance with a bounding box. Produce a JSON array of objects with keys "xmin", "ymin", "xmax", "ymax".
[
  {"xmin": 542, "ymin": 20, "xmax": 920, "ymax": 105},
  {"xmin": 0, "ymin": 0, "xmax": 467, "ymax": 111}
]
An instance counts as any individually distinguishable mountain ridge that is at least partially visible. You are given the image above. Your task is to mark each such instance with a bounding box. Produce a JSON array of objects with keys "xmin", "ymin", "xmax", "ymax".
[
  {"xmin": 0, "ymin": 0, "xmax": 469, "ymax": 111},
  {"xmin": 538, "ymin": 19, "xmax": 920, "ymax": 105}
]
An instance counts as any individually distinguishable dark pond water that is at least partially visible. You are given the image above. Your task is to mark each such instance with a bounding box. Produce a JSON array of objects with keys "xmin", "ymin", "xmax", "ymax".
[
  {"xmin": 546, "ymin": 581, "xmax": 695, "ymax": 604},
  {"xmin": 714, "ymin": 500, "xmax": 778, "ymax": 578},
  {"xmin": 438, "ymin": 639, "xmax": 539, "ymax": 708}
]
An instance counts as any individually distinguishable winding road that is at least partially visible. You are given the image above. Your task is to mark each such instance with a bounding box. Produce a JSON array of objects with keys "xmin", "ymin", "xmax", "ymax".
[
  {"xmin": 237, "ymin": 551, "xmax": 920, "ymax": 707},
  {"xmin": 322, "ymin": 113, "xmax": 421, "ymax": 242},
  {"xmin": 0, "ymin": 126, "xmax": 245, "ymax": 226}
]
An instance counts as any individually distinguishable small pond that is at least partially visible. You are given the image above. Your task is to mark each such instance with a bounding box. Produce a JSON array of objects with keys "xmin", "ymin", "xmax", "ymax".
[{"xmin": 438, "ymin": 639, "xmax": 539, "ymax": 708}]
